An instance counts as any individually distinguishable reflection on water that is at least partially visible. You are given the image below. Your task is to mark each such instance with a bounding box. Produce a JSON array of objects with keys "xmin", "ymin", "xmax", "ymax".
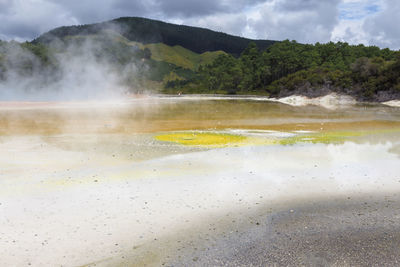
[
  {"xmin": 1, "ymin": 98, "xmax": 399, "ymax": 160},
  {"xmin": 1, "ymin": 98, "xmax": 400, "ymax": 135}
]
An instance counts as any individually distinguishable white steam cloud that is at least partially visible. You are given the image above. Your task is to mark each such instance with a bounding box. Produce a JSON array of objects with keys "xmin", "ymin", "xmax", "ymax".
[{"xmin": 0, "ymin": 34, "xmax": 142, "ymax": 101}]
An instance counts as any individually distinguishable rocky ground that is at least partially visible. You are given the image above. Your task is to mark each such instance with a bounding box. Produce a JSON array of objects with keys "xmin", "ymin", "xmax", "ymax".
[{"xmin": 171, "ymin": 194, "xmax": 400, "ymax": 266}]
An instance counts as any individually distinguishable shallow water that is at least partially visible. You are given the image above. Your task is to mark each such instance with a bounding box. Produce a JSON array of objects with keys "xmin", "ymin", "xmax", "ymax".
[
  {"xmin": 1, "ymin": 97, "xmax": 400, "ymax": 135},
  {"xmin": 0, "ymin": 97, "xmax": 400, "ymax": 266}
]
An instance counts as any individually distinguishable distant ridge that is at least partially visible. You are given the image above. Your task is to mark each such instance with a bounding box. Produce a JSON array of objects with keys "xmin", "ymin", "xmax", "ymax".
[{"xmin": 32, "ymin": 17, "xmax": 277, "ymax": 55}]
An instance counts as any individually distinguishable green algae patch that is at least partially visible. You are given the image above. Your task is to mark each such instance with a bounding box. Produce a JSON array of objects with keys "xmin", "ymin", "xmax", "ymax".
[
  {"xmin": 279, "ymin": 129, "xmax": 400, "ymax": 145},
  {"xmin": 280, "ymin": 131, "xmax": 364, "ymax": 145},
  {"xmin": 155, "ymin": 132, "xmax": 248, "ymax": 147}
]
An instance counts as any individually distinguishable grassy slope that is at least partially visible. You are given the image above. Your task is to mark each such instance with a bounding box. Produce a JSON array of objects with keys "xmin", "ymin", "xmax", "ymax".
[
  {"xmin": 144, "ymin": 43, "xmax": 225, "ymax": 70},
  {"xmin": 64, "ymin": 33, "xmax": 223, "ymax": 70}
]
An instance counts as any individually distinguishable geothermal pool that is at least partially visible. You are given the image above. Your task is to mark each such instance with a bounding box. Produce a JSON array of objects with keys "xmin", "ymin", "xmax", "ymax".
[{"xmin": 1, "ymin": 97, "xmax": 400, "ymax": 266}]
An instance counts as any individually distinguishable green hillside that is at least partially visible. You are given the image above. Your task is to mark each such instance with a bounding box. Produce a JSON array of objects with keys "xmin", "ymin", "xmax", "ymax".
[
  {"xmin": 59, "ymin": 31, "xmax": 224, "ymax": 71},
  {"xmin": 0, "ymin": 28, "xmax": 224, "ymax": 93},
  {"xmin": 32, "ymin": 17, "xmax": 276, "ymax": 56},
  {"xmin": 143, "ymin": 43, "xmax": 225, "ymax": 70}
]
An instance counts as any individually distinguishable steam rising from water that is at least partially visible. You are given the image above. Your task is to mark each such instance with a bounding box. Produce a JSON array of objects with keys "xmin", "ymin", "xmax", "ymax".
[{"xmin": 0, "ymin": 35, "xmax": 139, "ymax": 101}]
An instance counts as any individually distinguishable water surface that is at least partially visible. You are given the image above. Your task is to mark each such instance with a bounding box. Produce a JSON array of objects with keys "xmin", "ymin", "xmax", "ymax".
[{"xmin": 0, "ymin": 97, "xmax": 400, "ymax": 266}]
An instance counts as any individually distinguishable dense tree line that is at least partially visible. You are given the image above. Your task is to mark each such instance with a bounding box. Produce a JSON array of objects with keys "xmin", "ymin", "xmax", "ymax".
[{"xmin": 169, "ymin": 40, "xmax": 399, "ymax": 101}]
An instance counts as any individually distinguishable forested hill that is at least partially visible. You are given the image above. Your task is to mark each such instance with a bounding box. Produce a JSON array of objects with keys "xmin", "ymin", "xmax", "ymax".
[
  {"xmin": 32, "ymin": 17, "xmax": 276, "ymax": 55},
  {"xmin": 165, "ymin": 40, "xmax": 400, "ymax": 102}
]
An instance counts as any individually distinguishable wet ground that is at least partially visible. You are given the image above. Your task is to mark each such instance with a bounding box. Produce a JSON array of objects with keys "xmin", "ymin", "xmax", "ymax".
[
  {"xmin": 171, "ymin": 194, "xmax": 400, "ymax": 266},
  {"xmin": 0, "ymin": 97, "xmax": 400, "ymax": 266}
]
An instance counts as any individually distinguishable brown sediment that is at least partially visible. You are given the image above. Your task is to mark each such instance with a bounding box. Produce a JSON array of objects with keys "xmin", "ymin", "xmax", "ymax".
[
  {"xmin": 1, "ymin": 99, "xmax": 400, "ymax": 135},
  {"xmin": 1, "ymin": 113, "xmax": 399, "ymax": 136}
]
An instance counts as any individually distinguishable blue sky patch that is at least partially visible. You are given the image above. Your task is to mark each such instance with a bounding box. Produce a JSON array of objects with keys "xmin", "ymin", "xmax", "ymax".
[{"xmin": 339, "ymin": 1, "xmax": 382, "ymax": 20}]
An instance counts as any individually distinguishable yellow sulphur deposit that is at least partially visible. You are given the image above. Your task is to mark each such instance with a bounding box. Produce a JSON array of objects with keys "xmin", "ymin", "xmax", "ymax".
[{"xmin": 155, "ymin": 132, "xmax": 247, "ymax": 147}]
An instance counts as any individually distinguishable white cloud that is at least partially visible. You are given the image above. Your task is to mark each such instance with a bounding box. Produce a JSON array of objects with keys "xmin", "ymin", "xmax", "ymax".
[
  {"xmin": 331, "ymin": 0, "xmax": 400, "ymax": 49},
  {"xmin": 363, "ymin": 0, "xmax": 400, "ymax": 49},
  {"xmin": 331, "ymin": 19, "xmax": 368, "ymax": 45},
  {"xmin": 0, "ymin": 0, "xmax": 78, "ymax": 40},
  {"xmin": 177, "ymin": 0, "xmax": 341, "ymax": 44}
]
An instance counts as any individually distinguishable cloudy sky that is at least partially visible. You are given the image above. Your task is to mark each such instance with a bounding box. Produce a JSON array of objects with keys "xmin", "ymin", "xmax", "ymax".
[{"xmin": 0, "ymin": 0, "xmax": 399, "ymax": 49}]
